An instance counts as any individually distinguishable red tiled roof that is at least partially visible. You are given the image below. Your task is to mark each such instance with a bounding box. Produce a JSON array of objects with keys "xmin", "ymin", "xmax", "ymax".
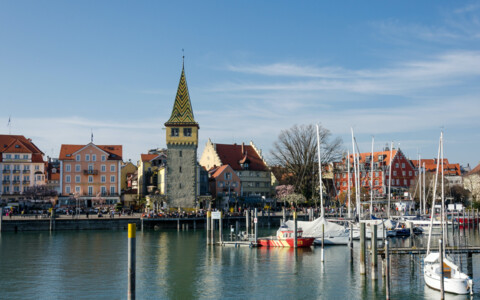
[
  {"xmin": 410, "ymin": 159, "xmax": 461, "ymax": 176},
  {"xmin": 214, "ymin": 143, "xmax": 267, "ymax": 171},
  {"xmin": 466, "ymin": 163, "xmax": 480, "ymax": 176},
  {"xmin": 141, "ymin": 154, "xmax": 158, "ymax": 162},
  {"xmin": 344, "ymin": 150, "xmax": 398, "ymax": 167},
  {"xmin": 59, "ymin": 144, "xmax": 123, "ymax": 160},
  {"xmin": 209, "ymin": 165, "xmax": 229, "ymax": 178},
  {"xmin": 0, "ymin": 134, "xmax": 44, "ymax": 162}
]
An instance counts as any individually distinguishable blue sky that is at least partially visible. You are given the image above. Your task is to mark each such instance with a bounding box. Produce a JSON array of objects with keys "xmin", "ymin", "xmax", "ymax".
[{"xmin": 1, "ymin": 1, "xmax": 480, "ymax": 167}]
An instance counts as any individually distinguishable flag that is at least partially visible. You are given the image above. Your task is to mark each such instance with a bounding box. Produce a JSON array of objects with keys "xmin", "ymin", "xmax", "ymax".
[
  {"xmin": 91, "ymin": 130, "xmax": 93, "ymax": 143},
  {"xmin": 7, "ymin": 116, "xmax": 10, "ymax": 126}
]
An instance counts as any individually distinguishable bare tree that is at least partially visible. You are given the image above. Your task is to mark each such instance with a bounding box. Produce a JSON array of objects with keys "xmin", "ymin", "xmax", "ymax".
[{"xmin": 270, "ymin": 124, "xmax": 343, "ymax": 201}]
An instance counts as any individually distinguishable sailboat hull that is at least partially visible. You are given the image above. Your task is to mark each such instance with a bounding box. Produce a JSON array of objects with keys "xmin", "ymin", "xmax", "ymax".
[{"xmin": 424, "ymin": 258, "xmax": 471, "ymax": 295}]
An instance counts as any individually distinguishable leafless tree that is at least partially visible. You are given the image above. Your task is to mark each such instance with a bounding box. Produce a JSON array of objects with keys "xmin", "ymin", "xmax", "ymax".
[{"xmin": 270, "ymin": 124, "xmax": 343, "ymax": 201}]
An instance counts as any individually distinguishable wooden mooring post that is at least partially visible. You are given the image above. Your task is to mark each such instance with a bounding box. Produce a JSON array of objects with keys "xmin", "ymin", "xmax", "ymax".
[
  {"xmin": 128, "ymin": 223, "xmax": 136, "ymax": 300},
  {"xmin": 371, "ymin": 224, "xmax": 377, "ymax": 280},
  {"xmin": 439, "ymin": 239, "xmax": 444, "ymax": 300},
  {"xmin": 206, "ymin": 211, "xmax": 211, "ymax": 245},
  {"xmin": 219, "ymin": 212, "xmax": 223, "ymax": 243},
  {"xmin": 385, "ymin": 240, "xmax": 390, "ymax": 300},
  {"xmin": 246, "ymin": 210, "xmax": 249, "ymax": 235},
  {"xmin": 360, "ymin": 222, "xmax": 366, "ymax": 275}
]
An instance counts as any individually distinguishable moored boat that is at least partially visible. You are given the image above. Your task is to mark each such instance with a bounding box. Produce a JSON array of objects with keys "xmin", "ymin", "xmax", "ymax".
[{"xmin": 258, "ymin": 225, "xmax": 314, "ymax": 248}]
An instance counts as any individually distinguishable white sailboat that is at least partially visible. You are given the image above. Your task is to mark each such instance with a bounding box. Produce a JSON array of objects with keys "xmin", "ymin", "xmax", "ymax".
[{"xmin": 423, "ymin": 132, "xmax": 472, "ymax": 295}]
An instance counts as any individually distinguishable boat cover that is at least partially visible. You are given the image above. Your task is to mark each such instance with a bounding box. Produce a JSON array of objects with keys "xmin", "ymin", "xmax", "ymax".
[
  {"xmin": 285, "ymin": 217, "xmax": 346, "ymax": 238},
  {"xmin": 424, "ymin": 252, "xmax": 440, "ymax": 263}
]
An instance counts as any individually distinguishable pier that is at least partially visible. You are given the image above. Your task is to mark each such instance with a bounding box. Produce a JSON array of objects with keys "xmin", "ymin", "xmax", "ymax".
[{"xmin": 378, "ymin": 245, "xmax": 480, "ymax": 256}]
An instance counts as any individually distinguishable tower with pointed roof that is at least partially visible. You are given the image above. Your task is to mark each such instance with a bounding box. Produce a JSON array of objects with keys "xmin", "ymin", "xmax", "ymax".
[{"xmin": 164, "ymin": 62, "xmax": 199, "ymax": 208}]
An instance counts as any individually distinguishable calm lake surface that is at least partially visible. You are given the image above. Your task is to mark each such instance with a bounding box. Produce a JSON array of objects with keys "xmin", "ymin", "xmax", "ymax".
[{"xmin": 0, "ymin": 227, "xmax": 479, "ymax": 299}]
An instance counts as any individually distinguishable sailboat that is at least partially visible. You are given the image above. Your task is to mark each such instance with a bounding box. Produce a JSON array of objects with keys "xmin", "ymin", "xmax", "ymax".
[{"xmin": 423, "ymin": 132, "xmax": 473, "ymax": 295}]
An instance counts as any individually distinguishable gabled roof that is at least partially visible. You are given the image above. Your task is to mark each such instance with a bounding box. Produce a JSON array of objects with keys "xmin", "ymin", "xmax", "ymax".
[
  {"xmin": 410, "ymin": 159, "xmax": 461, "ymax": 176},
  {"xmin": 141, "ymin": 154, "xmax": 159, "ymax": 162},
  {"xmin": 345, "ymin": 149, "xmax": 399, "ymax": 167},
  {"xmin": 0, "ymin": 134, "xmax": 44, "ymax": 162},
  {"xmin": 164, "ymin": 64, "xmax": 199, "ymax": 127},
  {"xmin": 59, "ymin": 144, "xmax": 122, "ymax": 160},
  {"xmin": 466, "ymin": 163, "xmax": 480, "ymax": 176},
  {"xmin": 214, "ymin": 143, "xmax": 268, "ymax": 171}
]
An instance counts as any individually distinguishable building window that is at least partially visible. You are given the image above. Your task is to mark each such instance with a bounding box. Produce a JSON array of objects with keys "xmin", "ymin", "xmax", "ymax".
[
  {"xmin": 183, "ymin": 128, "xmax": 192, "ymax": 137},
  {"xmin": 75, "ymin": 175, "xmax": 81, "ymax": 183},
  {"xmin": 92, "ymin": 154, "xmax": 96, "ymax": 161},
  {"xmin": 65, "ymin": 164, "xmax": 71, "ymax": 172},
  {"xmin": 110, "ymin": 186, "xmax": 115, "ymax": 194},
  {"xmin": 101, "ymin": 165, "xmax": 106, "ymax": 172},
  {"xmin": 402, "ymin": 163, "xmax": 405, "ymax": 168},
  {"xmin": 404, "ymin": 179, "xmax": 407, "ymax": 185},
  {"xmin": 110, "ymin": 164, "xmax": 115, "ymax": 172},
  {"xmin": 101, "ymin": 155, "xmax": 106, "ymax": 161},
  {"xmin": 179, "ymin": 150, "xmax": 182, "ymax": 157},
  {"xmin": 101, "ymin": 175, "xmax": 106, "ymax": 183},
  {"xmin": 65, "ymin": 175, "xmax": 71, "ymax": 183},
  {"xmin": 409, "ymin": 171, "xmax": 412, "ymax": 176},
  {"xmin": 75, "ymin": 164, "xmax": 81, "ymax": 172},
  {"xmin": 218, "ymin": 182, "xmax": 223, "ymax": 187},
  {"xmin": 402, "ymin": 171, "xmax": 406, "ymax": 176},
  {"xmin": 5, "ymin": 154, "xmax": 11, "ymax": 159},
  {"xmin": 110, "ymin": 175, "xmax": 115, "ymax": 183},
  {"xmin": 23, "ymin": 155, "xmax": 28, "ymax": 159},
  {"xmin": 375, "ymin": 180, "xmax": 379, "ymax": 186},
  {"xmin": 65, "ymin": 186, "xmax": 71, "ymax": 194},
  {"xmin": 85, "ymin": 154, "xmax": 90, "ymax": 161},
  {"xmin": 171, "ymin": 128, "xmax": 179, "ymax": 137},
  {"xmin": 75, "ymin": 186, "xmax": 81, "ymax": 193},
  {"xmin": 375, "ymin": 172, "xmax": 379, "ymax": 177},
  {"xmin": 76, "ymin": 154, "xmax": 80, "ymax": 161},
  {"xmin": 14, "ymin": 154, "xmax": 20, "ymax": 159},
  {"xmin": 396, "ymin": 179, "xmax": 400, "ymax": 185},
  {"xmin": 395, "ymin": 163, "xmax": 399, "ymax": 168},
  {"xmin": 225, "ymin": 172, "xmax": 232, "ymax": 180},
  {"xmin": 101, "ymin": 186, "xmax": 107, "ymax": 195},
  {"xmin": 88, "ymin": 186, "xmax": 93, "ymax": 196},
  {"xmin": 88, "ymin": 175, "xmax": 93, "ymax": 183}
]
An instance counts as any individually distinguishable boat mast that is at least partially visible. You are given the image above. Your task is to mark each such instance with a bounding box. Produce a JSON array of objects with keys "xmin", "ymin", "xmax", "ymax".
[
  {"xmin": 347, "ymin": 150, "xmax": 351, "ymax": 218},
  {"xmin": 370, "ymin": 136, "xmax": 374, "ymax": 217},
  {"xmin": 423, "ymin": 162, "xmax": 426, "ymax": 215},
  {"xmin": 351, "ymin": 128, "xmax": 358, "ymax": 219},
  {"xmin": 441, "ymin": 132, "xmax": 446, "ymax": 256},
  {"xmin": 418, "ymin": 154, "xmax": 422, "ymax": 215},
  {"xmin": 316, "ymin": 124, "xmax": 324, "ymax": 218},
  {"xmin": 426, "ymin": 134, "xmax": 442, "ymax": 255},
  {"xmin": 387, "ymin": 141, "xmax": 393, "ymax": 219},
  {"xmin": 355, "ymin": 138, "xmax": 361, "ymax": 218}
]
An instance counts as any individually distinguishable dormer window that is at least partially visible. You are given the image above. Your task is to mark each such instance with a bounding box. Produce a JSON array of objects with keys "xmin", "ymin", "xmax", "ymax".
[
  {"xmin": 184, "ymin": 128, "xmax": 192, "ymax": 137},
  {"xmin": 171, "ymin": 128, "xmax": 179, "ymax": 137}
]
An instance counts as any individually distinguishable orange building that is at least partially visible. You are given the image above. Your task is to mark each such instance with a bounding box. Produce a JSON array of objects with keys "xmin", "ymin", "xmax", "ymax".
[
  {"xmin": 58, "ymin": 142, "xmax": 122, "ymax": 207},
  {"xmin": 334, "ymin": 148, "xmax": 416, "ymax": 197}
]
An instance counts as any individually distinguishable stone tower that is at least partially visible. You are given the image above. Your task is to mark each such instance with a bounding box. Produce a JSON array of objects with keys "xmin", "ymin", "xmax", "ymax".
[{"xmin": 164, "ymin": 62, "xmax": 199, "ymax": 208}]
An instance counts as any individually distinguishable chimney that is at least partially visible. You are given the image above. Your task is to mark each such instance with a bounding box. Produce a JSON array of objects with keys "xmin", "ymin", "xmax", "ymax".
[{"xmin": 241, "ymin": 142, "xmax": 245, "ymax": 155}]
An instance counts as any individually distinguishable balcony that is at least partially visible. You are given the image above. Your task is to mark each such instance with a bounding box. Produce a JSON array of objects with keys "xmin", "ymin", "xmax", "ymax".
[
  {"xmin": 2, "ymin": 180, "xmax": 10, "ymax": 184},
  {"xmin": 12, "ymin": 180, "xmax": 20, "ymax": 185},
  {"xmin": 12, "ymin": 170, "xmax": 21, "ymax": 174},
  {"xmin": 83, "ymin": 169, "xmax": 99, "ymax": 175},
  {"xmin": 2, "ymin": 169, "xmax": 10, "ymax": 174},
  {"xmin": 22, "ymin": 180, "xmax": 30, "ymax": 185},
  {"xmin": 23, "ymin": 169, "xmax": 30, "ymax": 174}
]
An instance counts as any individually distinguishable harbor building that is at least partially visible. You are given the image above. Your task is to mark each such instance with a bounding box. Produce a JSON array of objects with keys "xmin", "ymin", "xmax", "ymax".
[
  {"xmin": 58, "ymin": 142, "xmax": 122, "ymax": 207},
  {"xmin": 0, "ymin": 134, "xmax": 46, "ymax": 202},
  {"xmin": 208, "ymin": 164, "xmax": 241, "ymax": 209},
  {"xmin": 164, "ymin": 62, "xmax": 199, "ymax": 208},
  {"xmin": 334, "ymin": 148, "xmax": 416, "ymax": 197},
  {"xmin": 199, "ymin": 140, "xmax": 273, "ymax": 199}
]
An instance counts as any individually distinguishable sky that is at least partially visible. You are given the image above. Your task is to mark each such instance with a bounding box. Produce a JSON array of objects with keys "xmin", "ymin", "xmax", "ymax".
[{"xmin": 1, "ymin": 1, "xmax": 480, "ymax": 167}]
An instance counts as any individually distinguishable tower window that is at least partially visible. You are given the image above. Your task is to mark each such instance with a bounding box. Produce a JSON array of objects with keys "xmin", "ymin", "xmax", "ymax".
[
  {"xmin": 179, "ymin": 150, "xmax": 182, "ymax": 157},
  {"xmin": 184, "ymin": 128, "xmax": 192, "ymax": 137},
  {"xmin": 179, "ymin": 166, "xmax": 182, "ymax": 173},
  {"xmin": 171, "ymin": 128, "xmax": 179, "ymax": 137}
]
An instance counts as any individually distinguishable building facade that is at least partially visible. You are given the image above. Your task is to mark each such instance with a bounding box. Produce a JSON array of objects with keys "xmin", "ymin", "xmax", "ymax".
[
  {"xmin": 199, "ymin": 140, "xmax": 272, "ymax": 198},
  {"xmin": 208, "ymin": 164, "xmax": 241, "ymax": 208},
  {"xmin": 334, "ymin": 148, "xmax": 416, "ymax": 197},
  {"xmin": 0, "ymin": 134, "xmax": 46, "ymax": 202},
  {"xmin": 58, "ymin": 143, "xmax": 122, "ymax": 207},
  {"xmin": 164, "ymin": 63, "xmax": 199, "ymax": 208}
]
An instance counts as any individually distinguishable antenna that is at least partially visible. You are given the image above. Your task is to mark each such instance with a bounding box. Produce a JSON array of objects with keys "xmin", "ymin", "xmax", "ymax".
[
  {"xmin": 182, "ymin": 48, "xmax": 185, "ymax": 63},
  {"xmin": 7, "ymin": 115, "xmax": 11, "ymax": 134}
]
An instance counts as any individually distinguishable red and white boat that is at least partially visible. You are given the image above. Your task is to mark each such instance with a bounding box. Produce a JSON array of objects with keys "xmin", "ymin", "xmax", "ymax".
[{"xmin": 258, "ymin": 225, "xmax": 315, "ymax": 247}]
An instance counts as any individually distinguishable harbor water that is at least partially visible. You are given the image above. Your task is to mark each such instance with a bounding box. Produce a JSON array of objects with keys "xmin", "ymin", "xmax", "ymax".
[{"xmin": 0, "ymin": 228, "xmax": 479, "ymax": 299}]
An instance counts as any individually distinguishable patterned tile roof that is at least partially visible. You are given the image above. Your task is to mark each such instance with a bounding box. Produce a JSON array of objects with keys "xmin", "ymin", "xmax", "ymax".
[
  {"xmin": 410, "ymin": 159, "xmax": 461, "ymax": 176},
  {"xmin": 164, "ymin": 65, "xmax": 198, "ymax": 127}
]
